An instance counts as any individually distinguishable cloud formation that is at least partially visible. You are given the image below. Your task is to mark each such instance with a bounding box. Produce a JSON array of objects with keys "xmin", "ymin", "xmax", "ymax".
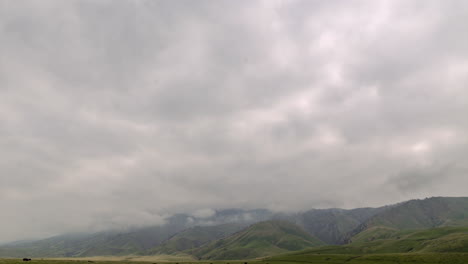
[{"xmin": 1, "ymin": 0, "xmax": 467, "ymax": 242}]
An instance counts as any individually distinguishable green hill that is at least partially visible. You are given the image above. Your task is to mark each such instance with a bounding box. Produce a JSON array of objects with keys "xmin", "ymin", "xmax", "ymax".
[
  {"xmin": 287, "ymin": 226, "xmax": 468, "ymax": 255},
  {"xmin": 0, "ymin": 209, "xmax": 273, "ymax": 258},
  {"xmin": 290, "ymin": 207, "xmax": 384, "ymax": 244},
  {"xmin": 191, "ymin": 220, "xmax": 325, "ymax": 260},
  {"xmin": 349, "ymin": 225, "xmax": 401, "ymax": 243},
  {"xmin": 150, "ymin": 223, "xmax": 247, "ymax": 255},
  {"xmin": 358, "ymin": 197, "xmax": 468, "ymax": 230},
  {"xmin": 284, "ymin": 197, "xmax": 468, "ymax": 245},
  {"xmin": 3, "ymin": 197, "xmax": 468, "ymax": 259},
  {"xmin": 0, "ymin": 224, "xmax": 188, "ymax": 257}
]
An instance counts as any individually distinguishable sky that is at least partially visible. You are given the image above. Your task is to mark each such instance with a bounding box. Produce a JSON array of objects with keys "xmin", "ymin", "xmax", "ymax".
[{"xmin": 0, "ymin": 0, "xmax": 468, "ymax": 243}]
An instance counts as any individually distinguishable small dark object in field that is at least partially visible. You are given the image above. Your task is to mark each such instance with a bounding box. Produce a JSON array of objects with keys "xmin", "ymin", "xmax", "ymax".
[
  {"xmin": 88, "ymin": 261, "xmax": 94, "ymax": 263},
  {"xmin": 245, "ymin": 262, "xmax": 248, "ymax": 264},
  {"xmin": 22, "ymin": 258, "xmax": 31, "ymax": 261}
]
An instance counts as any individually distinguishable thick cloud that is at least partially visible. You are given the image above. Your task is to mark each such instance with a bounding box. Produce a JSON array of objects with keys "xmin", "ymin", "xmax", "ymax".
[{"xmin": 1, "ymin": 0, "xmax": 468, "ymax": 242}]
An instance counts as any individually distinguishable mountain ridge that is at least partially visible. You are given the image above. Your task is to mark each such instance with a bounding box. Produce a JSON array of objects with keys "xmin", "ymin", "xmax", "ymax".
[
  {"xmin": 2, "ymin": 196, "xmax": 468, "ymax": 259},
  {"xmin": 190, "ymin": 220, "xmax": 325, "ymax": 260}
]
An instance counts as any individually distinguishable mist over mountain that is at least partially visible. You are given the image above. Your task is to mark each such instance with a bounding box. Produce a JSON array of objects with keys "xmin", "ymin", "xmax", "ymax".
[
  {"xmin": 2, "ymin": 197, "xmax": 468, "ymax": 259},
  {"xmin": 346, "ymin": 197, "xmax": 468, "ymax": 241},
  {"xmin": 150, "ymin": 223, "xmax": 248, "ymax": 255},
  {"xmin": 0, "ymin": 208, "xmax": 274, "ymax": 257},
  {"xmin": 191, "ymin": 220, "xmax": 325, "ymax": 260}
]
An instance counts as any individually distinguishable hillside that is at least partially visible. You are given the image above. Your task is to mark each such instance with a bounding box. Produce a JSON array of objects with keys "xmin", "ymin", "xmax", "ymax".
[
  {"xmin": 150, "ymin": 223, "xmax": 247, "ymax": 255},
  {"xmin": 2, "ymin": 197, "xmax": 468, "ymax": 258},
  {"xmin": 191, "ymin": 220, "xmax": 325, "ymax": 260},
  {"xmin": 288, "ymin": 226, "xmax": 468, "ymax": 255},
  {"xmin": 0, "ymin": 209, "xmax": 273, "ymax": 258},
  {"xmin": 346, "ymin": 197, "xmax": 468, "ymax": 241},
  {"xmin": 0, "ymin": 224, "xmax": 187, "ymax": 258},
  {"xmin": 286, "ymin": 207, "xmax": 384, "ymax": 244},
  {"xmin": 365, "ymin": 197, "xmax": 468, "ymax": 229}
]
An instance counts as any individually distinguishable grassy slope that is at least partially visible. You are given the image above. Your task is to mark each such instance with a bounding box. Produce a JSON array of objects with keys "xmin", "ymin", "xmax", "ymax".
[
  {"xmin": 191, "ymin": 220, "xmax": 325, "ymax": 260},
  {"xmin": 284, "ymin": 226, "xmax": 468, "ymax": 255},
  {"xmin": 0, "ymin": 225, "xmax": 188, "ymax": 258},
  {"xmin": 0, "ymin": 209, "xmax": 274, "ymax": 258},
  {"xmin": 342, "ymin": 197, "xmax": 468, "ymax": 244},
  {"xmin": 360, "ymin": 197, "xmax": 468, "ymax": 231},
  {"xmin": 292, "ymin": 207, "xmax": 384, "ymax": 245},
  {"xmin": 151, "ymin": 224, "xmax": 247, "ymax": 255},
  {"xmin": 283, "ymin": 197, "xmax": 468, "ymax": 246},
  {"xmin": 3, "ymin": 197, "xmax": 468, "ymax": 259}
]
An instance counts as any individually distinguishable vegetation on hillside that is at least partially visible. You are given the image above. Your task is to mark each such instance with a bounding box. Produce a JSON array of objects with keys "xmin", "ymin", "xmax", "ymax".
[
  {"xmin": 285, "ymin": 226, "xmax": 468, "ymax": 255},
  {"xmin": 150, "ymin": 224, "xmax": 247, "ymax": 255},
  {"xmin": 191, "ymin": 220, "xmax": 325, "ymax": 260},
  {"xmin": 2, "ymin": 197, "xmax": 468, "ymax": 260}
]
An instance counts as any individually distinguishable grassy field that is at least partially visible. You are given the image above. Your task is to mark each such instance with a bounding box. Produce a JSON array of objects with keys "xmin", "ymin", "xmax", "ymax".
[
  {"xmin": 3, "ymin": 253, "xmax": 468, "ymax": 264},
  {"xmin": 268, "ymin": 253, "xmax": 468, "ymax": 263},
  {"xmin": 46, "ymin": 255, "xmax": 196, "ymax": 262}
]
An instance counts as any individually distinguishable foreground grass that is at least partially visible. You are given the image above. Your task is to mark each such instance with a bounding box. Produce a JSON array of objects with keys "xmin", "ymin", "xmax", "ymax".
[
  {"xmin": 44, "ymin": 255, "xmax": 196, "ymax": 262},
  {"xmin": 267, "ymin": 253, "xmax": 468, "ymax": 264},
  {"xmin": 3, "ymin": 253, "xmax": 468, "ymax": 264}
]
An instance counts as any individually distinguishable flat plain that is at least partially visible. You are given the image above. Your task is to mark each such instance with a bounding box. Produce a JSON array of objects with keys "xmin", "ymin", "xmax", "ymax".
[{"xmin": 3, "ymin": 253, "xmax": 468, "ymax": 264}]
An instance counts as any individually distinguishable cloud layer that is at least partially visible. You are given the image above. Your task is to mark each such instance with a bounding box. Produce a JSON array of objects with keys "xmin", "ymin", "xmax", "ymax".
[{"xmin": 1, "ymin": 0, "xmax": 468, "ymax": 242}]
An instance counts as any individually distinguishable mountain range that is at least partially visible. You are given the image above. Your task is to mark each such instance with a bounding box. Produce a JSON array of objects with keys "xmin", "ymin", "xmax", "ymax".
[{"xmin": 2, "ymin": 196, "xmax": 468, "ymax": 259}]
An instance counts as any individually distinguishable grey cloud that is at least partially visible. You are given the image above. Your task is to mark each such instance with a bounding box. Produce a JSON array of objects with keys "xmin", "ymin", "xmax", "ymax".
[
  {"xmin": 386, "ymin": 163, "xmax": 456, "ymax": 194},
  {"xmin": 0, "ymin": 0, "xmax": 468, "ymax": 242}
]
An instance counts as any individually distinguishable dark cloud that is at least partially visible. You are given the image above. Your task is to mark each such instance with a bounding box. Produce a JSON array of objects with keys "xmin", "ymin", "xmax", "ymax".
[{"xmin": 1, "ymin": 0, "xmax": 468, "ymax": 242}]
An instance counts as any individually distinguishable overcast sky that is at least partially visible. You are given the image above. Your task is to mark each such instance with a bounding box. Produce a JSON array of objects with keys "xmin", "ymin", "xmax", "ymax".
[{"xmin": 1, "ymin": 0, "xmax": 467, "ymax": 243}]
